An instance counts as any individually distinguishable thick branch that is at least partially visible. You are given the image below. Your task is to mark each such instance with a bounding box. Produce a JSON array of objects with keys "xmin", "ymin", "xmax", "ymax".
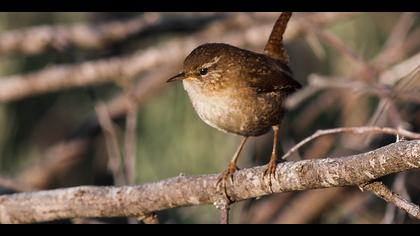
[{"xmin": 0, "ymin": 140, "xmax": 419, "ymax": 224}]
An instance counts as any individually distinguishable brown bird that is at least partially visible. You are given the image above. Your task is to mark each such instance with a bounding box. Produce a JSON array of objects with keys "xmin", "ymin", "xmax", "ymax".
[{"xmin": 167, "ymin": 12, "xmax": 301, "ymax": 198}]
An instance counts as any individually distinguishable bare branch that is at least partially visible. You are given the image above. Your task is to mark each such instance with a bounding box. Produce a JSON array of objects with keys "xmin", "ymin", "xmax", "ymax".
[
  {"xmin": 282, "ymin": 126, "xmax": 420, "ymax": 160},
  {"xmin": 272, "ymin": 188, "xmax": 346, "ymax": 224},
  {"xmin": 0, "ymin": 14, "xmax": 156, "ymax": 55},
  {"xmin": 361, "ymin": 181, "xmax": 420, "ymax": 219},
  {"xmin": 17, "ymin": 139, "xmax": 91, "ymax": 190},
  {"xmin": 298, "ymin": 18, "xmax": 376, "ymax": 81},
  {"xmin": 0, "ymin": 13, "xmax": 228, "ymax": 55},
  {"xmin": 0, "ymin": 140, "xmax": 419, "ymax": 224},
  {"xmin": 123, "ymin": 100, "xmax": 138, "ymax": 185},
  {"xmin": 0, "ymin": 177, "xmax": 35, "ymax": 192},
  {"xmin": 95, "ymin": 102, "xmax": 124, "ymax": 185},
  {"xmin": 220, "ymin": 206, "xmax": 230, "ymax": 224}
]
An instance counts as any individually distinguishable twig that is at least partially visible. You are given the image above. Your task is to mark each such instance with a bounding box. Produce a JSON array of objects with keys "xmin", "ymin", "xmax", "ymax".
[
  {"xmin": 299, "ymin": 18, "xmax": 376, "ymax": 81},
  {"xmin": 382, "ymin": 172, "xmax": 408, "ymax": 224},
  {"xmin": 139, "ymin": 214, "xmax": 160, "ymax": 224},
  {"xmin": 0, "ymin": 177, "xmax": 35, "ymax": 192},
  {"xmin": 94, "ymin": 102, "xmax": 124, "ymax": 186},
  {"xmin": 282, "ymin": 126, "xmax": 420, "ymax": 160},
  {"xmin": 17, "ymin": 139, "xmax": 91, "ymax": 190},
  {"xmin": 0, "ymin": 140, "xmax": 419, "ymax": 224},
  {"xmin": 373, "ymin": 13, "xmax": 416, "ymax": 69},
  {"xmin": 360, "ymin": 181, "xmax": 420, "ymax": 220},
  {"xmin": 272, "ymin": 188, "xmax": 346, "ymax": 224},
  {"xmin": 307, "ymin": 74, "xmax": 420, "ymax": 103},
  {"xmin": 123, "ymin": 94, "xmax": 138, "ymax": 185},
  {"xmin": 220, "ymin": 206, "xmax": 230, "ymax": 224}
]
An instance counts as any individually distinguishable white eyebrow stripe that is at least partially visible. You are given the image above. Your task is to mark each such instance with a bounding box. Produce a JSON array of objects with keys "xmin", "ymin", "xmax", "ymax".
[{"xmin": 200, "ymin": 56, "xmax": 222, "ymax": 68}]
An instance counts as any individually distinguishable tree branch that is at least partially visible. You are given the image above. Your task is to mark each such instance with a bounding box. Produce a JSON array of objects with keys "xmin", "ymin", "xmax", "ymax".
[
  {"xmin": 0, "ymin": 13, "xmax": 361, "ymax": 103},
  {"xmin": 0, "ymin": 140, "xmax": 419, "ymax": 224},
  {"xmin": 282, "ymin": 126, "xmax": 420, "ymax": 160},
  {"xmin": 0, "ymin": 13, "xmax": 227, "ymax": 55},
  {"xmin": 360, "ymin": 181, "xmax": 420, "ymax": 219}
]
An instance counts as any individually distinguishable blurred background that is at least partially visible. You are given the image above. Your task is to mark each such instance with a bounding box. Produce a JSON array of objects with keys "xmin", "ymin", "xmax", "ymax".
[{"xmin": 0, "ymin": 12, "xmax": 419, "ymax": 224}]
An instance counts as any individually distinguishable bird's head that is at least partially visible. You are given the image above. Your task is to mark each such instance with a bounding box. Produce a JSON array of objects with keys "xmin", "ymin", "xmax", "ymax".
[{"xmin": 167, "ymin": 43, "xmax": 236, "ymax": 87}]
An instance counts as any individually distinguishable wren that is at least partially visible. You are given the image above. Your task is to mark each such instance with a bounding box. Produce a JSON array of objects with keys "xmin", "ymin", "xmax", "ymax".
[{"xmin": 167, "ymin": 12, "xmax": 301, "ymax": 198}]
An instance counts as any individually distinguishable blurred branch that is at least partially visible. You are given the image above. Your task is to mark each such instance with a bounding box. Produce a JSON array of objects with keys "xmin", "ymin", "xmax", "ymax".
[
  {"xmin": 95, "ymin": 101, "xmax": 125, "ymax": 186},
  {"xmin": 373, "ymin": 13, "xmax": 416, "ymax": 69},
  {"xmin": 17, "ymin": 139, "xmax": 91, "ymax": 190},
  {"xmin": 0, "ymin": 176, "xmax": 35, "ymax": 192},
  {"xmin": 298, "ymin": 17, "xmax": 376, "ymax": 81},
  {"xmin": 123, "ymin": 97, "xmax": 138, "ymax": 186},
  {"xmin": 0, "ymin": 14, "xmax": 154, "ymax": 54},
  {"xmin": 0, "ymin": 13, "xmax": 228, "ymax": 55},
  {"xmin": 0, "ymin": 41, "xmax": 187, "ymax": 102},
  {"xmin": 0, "ymin": 140, "xmax": 419, "ymax": 223},
  {"xmin": 272, "ymin": 188, "xmax": 346, "ymax": 224},
  {"xmin": 307, "ymin": 74, "xmax": 420, "ymax": 103},
  {"xmin": 0, "ymin": 12, "xmax": 361, "ymax": 103},
  {"xmin": 286, "ymin": 52, "xmax": 420, "ymax": 109}
]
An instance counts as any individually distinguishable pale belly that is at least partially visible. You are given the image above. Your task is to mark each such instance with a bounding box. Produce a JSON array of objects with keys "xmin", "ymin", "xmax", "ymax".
[{"xmin": 183, "ymin": 81, "xmax": 285, "ymax": 136}]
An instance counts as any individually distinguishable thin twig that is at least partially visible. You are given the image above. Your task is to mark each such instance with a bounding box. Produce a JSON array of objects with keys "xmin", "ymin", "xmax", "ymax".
[
  {"xmin": 0, "ymin": 177, "xmax": 35, "ymax": 192},
  {"xmin": 299, "ymin": 18, "xmax": 376, "ymax": 81},
  {"xmin": 382, "ymin": 172, "xmax": 409, "ymax": 224},
  {"xmin": 272, "ymin": 188, "xmax": 346, "ymax": 224},
  {"xmin": 95, "ymin": 102, "xmax": 124, "ymax": 186},
  {"xmin": 220, "ymin": 206, "xmax": 230, "ymax": 224},
  {"xmin": 123, "ymin": 94, "xmax": 138, "ymax": 185},
  {"xmin": 282, "ymin": 126, "xmax": 420, "ymax": 160},
  {"xmin": 360, "ymin": 181, "xmax": 420, "ymax": 220},
  {"xmin": 373, "ymin": 13, "xmax": 416, "ymax": 69}
]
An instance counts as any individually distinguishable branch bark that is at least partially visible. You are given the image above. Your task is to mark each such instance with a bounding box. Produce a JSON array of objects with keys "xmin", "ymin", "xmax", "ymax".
[{"xmin": 0, "ymin": 140, "xmax": 419, "ymax": 224}]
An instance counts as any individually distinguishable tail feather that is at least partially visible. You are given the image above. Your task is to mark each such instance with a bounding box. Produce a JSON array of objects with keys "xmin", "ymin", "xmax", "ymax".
[{"xmin": 264, "ymin": 12, "xmax": 293, "ymax": 64}]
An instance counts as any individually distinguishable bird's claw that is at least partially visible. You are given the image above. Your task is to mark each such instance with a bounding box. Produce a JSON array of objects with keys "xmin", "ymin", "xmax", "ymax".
[
  {"xmin": 262, "ymin": 157, "xmax": 278, "ymax": 193},
  {"xmin": 216, "ymin": 164, "xmax": 238, "ymax": 201}
]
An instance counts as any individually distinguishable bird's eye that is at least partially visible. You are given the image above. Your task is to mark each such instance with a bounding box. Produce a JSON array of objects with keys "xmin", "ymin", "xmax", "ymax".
[{"xmin": 199, "ymin": 68, "xmax": 208, "ymax": 76}]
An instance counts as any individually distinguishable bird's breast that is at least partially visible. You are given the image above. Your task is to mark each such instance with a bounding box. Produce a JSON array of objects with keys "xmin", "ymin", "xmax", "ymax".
[{"xmin": 182, "ymin": 80, "xmax": 285, "ymax": 136}]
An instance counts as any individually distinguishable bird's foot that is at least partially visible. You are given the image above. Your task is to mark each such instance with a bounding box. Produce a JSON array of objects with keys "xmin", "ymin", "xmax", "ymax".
[
  {"xmin": 216, "ymin": 162, "xmax": 238, "ymax": 201},
  {"xmin": 263, "ymin": 156, "xmax": 278, "ymax": 193}
]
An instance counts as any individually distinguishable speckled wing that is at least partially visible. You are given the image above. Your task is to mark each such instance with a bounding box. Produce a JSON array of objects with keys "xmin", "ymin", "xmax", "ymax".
[
  {"xmin": 247, "ymin": 12, "xmax": 301, "ymax": 94},
  {"xmin": 245, "ymin": 56, "xmax": 301, "ymax": 94}
]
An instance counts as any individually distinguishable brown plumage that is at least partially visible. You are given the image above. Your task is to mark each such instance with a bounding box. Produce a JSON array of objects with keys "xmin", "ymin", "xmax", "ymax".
[{"xmin": 168, "ymin": 12, "xmax": 300, "ymax": 199}]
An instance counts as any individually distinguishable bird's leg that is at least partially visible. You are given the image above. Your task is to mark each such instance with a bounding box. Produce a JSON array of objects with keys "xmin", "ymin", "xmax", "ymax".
[
  {"xmin": 216, "ymin": 136, "xmax": 248, "ymax": 201},
  {"xmin": 263, "ymin": 125, "xmax": 280, "ymax": 192}
]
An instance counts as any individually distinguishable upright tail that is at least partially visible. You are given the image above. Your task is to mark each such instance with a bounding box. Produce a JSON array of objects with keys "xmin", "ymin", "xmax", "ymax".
[{"xmin": 264, "ymin": 12, "xmax": 293, "ymax": 64}]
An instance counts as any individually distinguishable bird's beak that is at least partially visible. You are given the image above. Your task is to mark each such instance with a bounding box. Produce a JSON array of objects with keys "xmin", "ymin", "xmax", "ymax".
[{"xmin": 167, "ymin": 72, "xmax": 185, "ymax": 82}]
